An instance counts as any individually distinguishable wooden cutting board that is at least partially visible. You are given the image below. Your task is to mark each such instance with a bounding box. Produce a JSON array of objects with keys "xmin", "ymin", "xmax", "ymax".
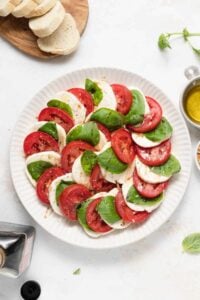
[{"xmin": 0, "ymin": 0, "xmax": 89, "ymax": 59}]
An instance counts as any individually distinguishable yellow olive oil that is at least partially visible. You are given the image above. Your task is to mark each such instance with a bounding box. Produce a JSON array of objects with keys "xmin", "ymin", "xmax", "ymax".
[{"xmin": 184, "ymin": 85, "xmax": 200, "ymax": 124}]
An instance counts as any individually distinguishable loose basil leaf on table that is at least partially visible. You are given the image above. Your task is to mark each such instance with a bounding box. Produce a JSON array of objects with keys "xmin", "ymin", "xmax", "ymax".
[
  {"xmin": 97, "ymin": 196, "xmax": 121, "ymax": 224},
  {"xmin": 27, "ymin": 161, "xmax": 53, "ymax": 181},
  {"xmin": 98, "ymin": 147, "xmax": 128, "ymax": 174},
  {"xmin": 90, "ymin": 108, "xmax": 124, "ymax": 131},
  {"xmin": 81, "ymin": 150, "xmax": 97, "ymax": 175},
  {"xmin": 150, "ymin": 155, "xmax": 181, "ymax": 177},
  {"xmin": 47, "ymin": 99, "xmax": 73, "ymax": 116},
  {"xmin": 85, "ymin": 78, "xmax": 103, "ymax": 105},
  {"xmin": 182, "ymin": 233, "xmax": 200, "ymax": 254},
  {"xmin": 39, "ymin": 122, "xmax": 58, "ymax": 140},
  {"xmin": 127, "ymin": 186, "xmax": 163, "ymax": 206},
  {"xmin": 144, "ymin": 117, "xmax": 173, "ymax": 142},
  {"xmin": 66, "ymin": 122, "xmax": 100, "ymax": 146},
  {"xmin": 124, "ymin": 89, "xmax": 145, "ymax": 125}
]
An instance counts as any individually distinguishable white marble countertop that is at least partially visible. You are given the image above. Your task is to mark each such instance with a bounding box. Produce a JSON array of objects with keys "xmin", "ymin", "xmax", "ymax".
[{"xmin": 1, "ymin": 0, "xmax": 200, "ymax": 299}]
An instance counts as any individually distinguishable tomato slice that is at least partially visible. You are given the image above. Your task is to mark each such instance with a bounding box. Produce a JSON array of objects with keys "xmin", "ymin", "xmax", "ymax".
[
  {"xmin": 38, "ymin": 107, "xmax": 74, "ymax": 132},
  {"xmin": 133, "ymin": 170, "xmax": 168, "ymax": 198},
  {"xmin": 90, "ymin": 164, "xmax": 116, "ymax": 192},
  {"xmin": 111, "ymin": 128, "xmax": 136, "ymax": 163},
  {"xmin": 136, "ymin": 140, "xmax": 171, "ymax": 166},
  {"xmin": 23, "ymin": 131, "xmax": 59, "ymax": 156},
  {"xmin": 96, "ymin": 122, "xmax": 111, "ymax": 141},
  {"xmin": 128, "ymin": 96, "xmax": 162, "ymax": 133},
  {"xmin": 115, "ymin": 190, "xmax": 150, "ymax": 223},
  {"xmin": 111, "ymin": 84, "xmax": 132, "ymax": 114},
  {"xmin": 86, "ymin": 197, "xmax": 112, "ymax": 233},
  {"xmin": 68, "ymin": 88, "xmax": 94, "ymax": 116},
  {"xmin": 36, "ymin": 167, "xmax": 64, "ymax": 205},
  {"xmin": 59, "ymin": 184, "xmax": 91, "ymax": 221},
  {"xmin": 61, "ymin": 141, "xmax": 95, "ymax": 173}
]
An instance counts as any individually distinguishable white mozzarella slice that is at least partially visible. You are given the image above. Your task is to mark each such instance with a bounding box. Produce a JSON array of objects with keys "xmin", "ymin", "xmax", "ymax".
[
  {"xmin": 135, "ymin": 157, "xmax": 170, "ymax": 183},
  {"xmin": 25, "ymin": 151, "xmax": 61, "ymax": 187},
  {"xmin": 56, "ymin": 91, "xmax": 86, "ymax": 124},
  {"xmin": 31, "ymin": 121, "xmax": 66, "ymax": 151},
  {"xmin": 72, "ymin": 154, "xmax": 91, "ymax": 189},
  {"xmin": 95, "ymin": 80, "xmax": 117, "ymax": 110},
  {"xmin": 95, "ymin": 131, "xmax": 107, "ymax": 151},
  {"xmin": 122, "ymin": 180, "xmax": 163, "ymax": 212},
  {"xmin": 132, "ymin": 132, "xmax": 161, "ymax": 148},
  {"xmin": 49, "ymin": 173, "xmax": 73, "ymax": 216}
]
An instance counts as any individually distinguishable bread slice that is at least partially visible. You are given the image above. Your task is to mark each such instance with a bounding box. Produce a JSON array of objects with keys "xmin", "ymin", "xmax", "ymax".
[
  {"xmin": 26, "ymin": 0, "xmax": 57, "ymax": 18},
  {"xmin": 37, "ymin": 13, "xmax": 80, "ymax": 55},
  {"xmin": 29, "ymin": 1, "xmax": 65, "ymax": 38},
  {"xmin": 0, "ymin": 0, "xmax": 21, "ymax": 16},
  {"xmin": 12, "ymin": 0, "xmax": 37, "ymax": 17}
]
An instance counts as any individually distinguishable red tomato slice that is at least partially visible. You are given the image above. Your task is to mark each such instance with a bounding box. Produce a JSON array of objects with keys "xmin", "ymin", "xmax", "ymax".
[
  {"xmin": 86, "ymin": 197, "xmax": 112, "ymax": 233},
  {"xmin": 111, "ymin": 128, "xmax": 136, "ymax": 163},
  {"xmin": 115, "ymin": 190, "xmax": 150, "ymax": 223},
  {"xmin": 23, "ymin": 131, "xmax": 59, "ymax": 156},
  {"xmin": 68, "ymin": 88, "xmax": 94, "ymax": 116},
  {"xmin": 96, "ymin": 122, "xmax": 111, "ymax": 141},
  {"xmin": 38, "ymin": 107, "xmax": 74, "ymax": 132},
  {"xmin": 60, "ymin": 184, "xmax": 91, "ymax": 221},
  {"xmin": 133, "ymin": 170, "xmax": 168, "ymax": 198},
  {"xmin": 111, "ymin": 84, "xmax": 132, "ymax": 114},
  {"xmin": 128, "ymin": 96, "xmax": 162, "ymax": 133},
  {"xmin": 90, "ymin": 164, "xmax": 116, "ymax": 192},
  {"xmin": 61, "ymin": 141, "xmax": 95, "ymax": 173},
  {"xmin": 36, "ymin": 167, "xmax": 64, "ymax": 205},
  {"xmin": 136, "ymin": 140, "xmax": 171, "ymax": 166}
]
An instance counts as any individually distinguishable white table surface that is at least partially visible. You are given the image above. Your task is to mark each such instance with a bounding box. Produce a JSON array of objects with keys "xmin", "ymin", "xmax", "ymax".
[{"xmin": 1, "ymin": 0, "xmax": 200, "ymax": 299}]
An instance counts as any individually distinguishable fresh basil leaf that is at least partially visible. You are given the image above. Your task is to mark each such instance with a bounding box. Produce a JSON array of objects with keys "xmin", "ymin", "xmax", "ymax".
[
  {"xmin": 27, "ymin": 161, "xmax": 53, "ymax": 181},
  {"xmin": 98, "ymin": 147, "xmax": 128, "ymax": 174},
  {"xmin": 150, "ymin": 155, "xmax": 181, "ymax": 177},
  {"xmin": 182, "ymin": 233, "xmax": 200, "ymax": 253},
  {"xmin": 56, "ymin": 180, "xmax": 74, "ymax": 204},
  {"xmin": 77, "ymin": 198, "xmax": 95, "ymax": 232},
  {"xmin": 66, "ymin": 122, "xmax": 100, "ymax": 146},
  {"xmin": 39, "ymin": 122, "xmax": 58, "ymax": 140},
  {"xmin": 81, "ymin": 151, "xmax": 97, "ymax": 175},
  {"xmin": 73, "ymin": 268, "xmax": 81, "ymax": 275},
  {"xmin": 90, "ymin": 108, "xmax": 124, "ymax": 131},
  {"xmin": 85, "ymin": 78, "xmax": 103, "ymax": 105},
  {"xmin": 97, "ymin": 196, "xmax": 121, "ymax": 224},
  {"xmin": 47, "ymin": 99, "xmax": 73, "ymax": 116},
  {"xmin": 144, "ymin": 118, "xmax": 173, "ymax": 142},
  {"xmin": 124, "ymin": 90, "xmax": 145, "ymax": 125},
  {"xmin": 127, "ymin": 186, "xmax": 163, "ymax": 206}
]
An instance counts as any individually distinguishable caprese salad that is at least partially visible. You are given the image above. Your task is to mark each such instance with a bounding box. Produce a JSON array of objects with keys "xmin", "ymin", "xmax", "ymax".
[{"xmin": 23, "ymin": 79, "xmax": 181, "ymax": 238}]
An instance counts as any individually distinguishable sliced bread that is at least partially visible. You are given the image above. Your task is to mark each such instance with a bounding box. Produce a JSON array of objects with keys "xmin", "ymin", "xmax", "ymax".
[
  {"xmin": 37, "ymin": 13, "xmax": 80, "ymax": 55},
  {"xmin": 0, "ymin": 0, "xmax": 21, "ymax": 16},
  {"xmin": 26, "ymin": 0, "xmax": 57, "ymax": 18},
  {"xmin": 12, "ymin": 0, "xmax": 37, "ymax": 18},
  {"xmin": 29, "ymin": 1, "xmax": 65, "ymax": 38}
]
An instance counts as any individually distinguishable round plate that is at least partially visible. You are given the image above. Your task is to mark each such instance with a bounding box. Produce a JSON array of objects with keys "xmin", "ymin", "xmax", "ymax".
[{"xmin": 10, "ymin": 68, "xmax": 192, "ymax": 249}]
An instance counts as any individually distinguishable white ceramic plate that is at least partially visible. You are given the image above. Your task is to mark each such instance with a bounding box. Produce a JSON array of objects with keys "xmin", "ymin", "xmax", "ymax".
[{"xmin": 10, "ymin": 68, "xmax": 192, "ymax": 249}]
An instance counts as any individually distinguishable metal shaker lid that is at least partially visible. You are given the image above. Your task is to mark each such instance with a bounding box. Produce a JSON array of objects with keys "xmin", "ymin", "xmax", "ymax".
[{"xmin": 0, "ymin": 247, "xmax": 6, "ymax": 268}]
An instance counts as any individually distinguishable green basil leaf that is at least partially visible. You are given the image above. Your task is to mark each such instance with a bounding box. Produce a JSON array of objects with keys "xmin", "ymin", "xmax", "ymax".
[
  {"xmin": 127, "ymin": 186, "xmax": 163, "ymax": 206},
  {"xmin": 77, "ymin": 198, "xmax": 95, "ymax": 232},
  {"xmin": 85, "ymin": 78, "xmax": 103, "ymax": 105},
  {"xmin": 47, "ymin": 99, "xmax": 73, "ymax": 116},
  {"xmin": 98, "ymin": 147, "xmax": 128, "ymax": 174},
  {"xmin": 90, "ymin": 108, "xmax": 124, "ymax": 131},
  {"xmin": 66, "ymin": 122, "xmax": 100, "ymax": 146},
  {"xmin": 182, "ymin": 233, "xmax": 200, "ymax": 254},
  {"xmin": 81, "ymin": 150, "xmax": 97, "ymax": 175},
  {"xmin": 97, "ymin": 196, "xmax": 121, "ymax": 224},
  {"xmin": 39, "ymin": 122, "xmax": 58, "ymax": 140},
  {"xmin": 150, "ymin": 155, "xmax": 181, "ymax": 177},
  {"xmin": 27, "ymin": 161, "xmax": 53, "ymax": 181},
  {"xmin": 124, "ymin": 90, "xmax": 145, "ymax": 125},
  {"xmin": 144, "ymin": 117, "xmax": 173, "ymax": 142},
  {"xmin": 56, "ymin": 180, "xmax": 74, "ymax": 204},
  {"xmin": 73, "ymin": 268, "xmax": 81, "ymax": 275}
]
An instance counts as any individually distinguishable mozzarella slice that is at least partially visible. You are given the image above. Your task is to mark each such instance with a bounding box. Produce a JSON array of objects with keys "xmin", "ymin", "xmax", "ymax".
[
  {"xmin": 122, "ymin": 180, "xmax": 163, "ymax": 212},
  {"xmin": 72, "ymin": 154, "xmax": 91, "ymax": 189},
  {"xmin": 31, "ymin": 121, "xmax": 66, "ymax": 151},
  {"xmin": 95, "ymin": 131, "xmax": 107, "ymax": 151},
  {"xmin": 55, "ymin": 91, "xmax": 86, "ymax": 125},
  {"xmin": 95, "ymin": 80, "xmax": 117, "ymax": 110},
  {"xmin": 49, "ymin": 173, "xmax": 73, "ymax": 216},
  {"xmin": 135, "ymin": 157, "xmax": 170, "ymax": 183},
  {"xmin": 25, "ymin": 151, "xmax": 61, "ymax": 187},
  {"xmin": 132, "ymin": 132, "xmax": 161, "ymax": 148}
]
